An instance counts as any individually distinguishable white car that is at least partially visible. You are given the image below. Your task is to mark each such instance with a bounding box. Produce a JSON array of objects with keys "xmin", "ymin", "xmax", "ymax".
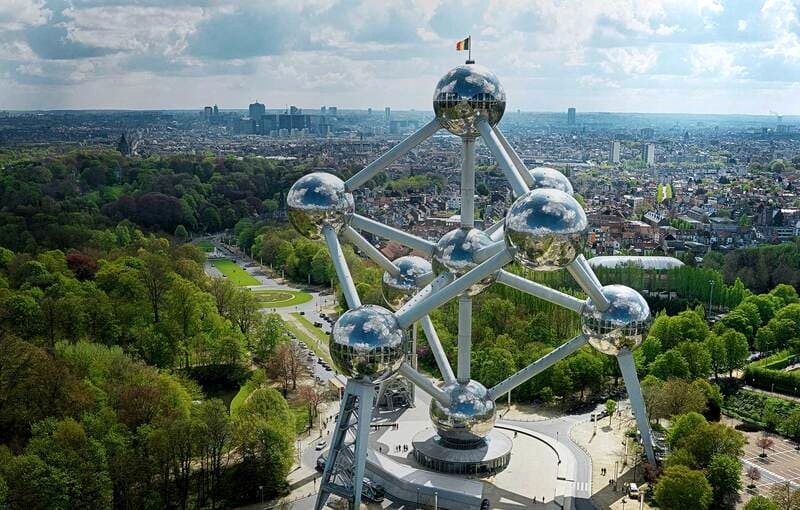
[{"xmin": 315, "ymin": 440, "xmax": 327, "ymax": 451}]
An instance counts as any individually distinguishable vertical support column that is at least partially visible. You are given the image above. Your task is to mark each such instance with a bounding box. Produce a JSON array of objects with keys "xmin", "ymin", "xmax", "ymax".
[
  {"xmin": 617, "ymin": 349, "xmax": 656, "ymax": 465},
  {"xmin": 351, "ymin": 383, "xmax": 375, "ymax": 510},
  {"xmin": 461, "ymin": 138, "xmax": 476, "ymax": 227},
  {"xmin": 457, "ymin": 294, "xmax": 472, "ymax": 383}
]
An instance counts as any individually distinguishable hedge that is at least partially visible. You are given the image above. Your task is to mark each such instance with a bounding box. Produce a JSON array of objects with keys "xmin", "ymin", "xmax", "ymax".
[{"xmin": 744, "ymin": 365, "xmax": 800, "ymax": 396}]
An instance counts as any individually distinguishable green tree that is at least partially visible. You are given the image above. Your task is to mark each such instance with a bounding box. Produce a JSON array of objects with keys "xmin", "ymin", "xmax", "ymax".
[
  {"xmin": 721, "ymin": 329, "xmax": 750, "ymax": 377},
  {"xmin": 174, "ymin": 225, "xmax": 189, "ymax": 243},
  {"xmin": 605, "ymin": 399, "xmax": 616, "ymax": 425},
  {"xmin": 706, "ymin": 454, "xmax": 743, "ymax": 507},
  {"xmin": 650, "ymin": 349, "xmax": 691, "ymax": 380},
  {"xmin": 744, "ymin": 496, "xmax": 780, "ymax": 510},
  {"xmin": 677, "ymin": 341, "xmax": 712, "ymax": 379},
  {"xmin": 668, "ymin": 412, "xmax": 707, "ymax": 450},
  {"xmin": 706, "ymin": 332, "xmax": 727, "ymax": 381},
  {"xmin": 654, "ymin": 465, "xmax": 712, "ymax": 510}
]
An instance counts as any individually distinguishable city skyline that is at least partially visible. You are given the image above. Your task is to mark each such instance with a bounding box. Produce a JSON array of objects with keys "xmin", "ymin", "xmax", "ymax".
[{"xmin": 0, "ymin": 0, "xmax": 799, "ymax": 114}]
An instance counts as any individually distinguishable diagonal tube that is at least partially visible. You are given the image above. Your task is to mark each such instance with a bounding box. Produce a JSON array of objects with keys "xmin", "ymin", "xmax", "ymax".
[
  {"xmin": 484, "ymin": 219, "xmax": 504, "ymax": 237},
  {"xmin": 395, "ymin": 273, "xmax": 452, "ymax": 319},
  {"xmin": 399, "ymin": 363, "xmax": 451, "ymax": 406},
  {"xmin": 323, "ymin": 225, "xmax": 361, "ymax": 310},
  {"xmin": 349, "ymin": 214, "xmax": 436, "ymax": 256},
  {"xmin": 477, "ymin": 118, "xmax": 529, "ymax": 198},
  {"xmin": 345, "ymin": 118, "xmax": 441, "ymax": 190},
  {"xmin": 396, "ymin": 248, "xmax": 514, "ymax": 328},
  {"xmin": 419, "ymin": 315, "xmax": 456, "ymax": 385},
  {"xmin": 493, "ymin": 125, "xmax": 534, "ymax": 187},
  {"xmin": 567, "ymin": 255, "xmax": 611, "ymax": 311},
  {"xmin": 488, "ymin": 334, "xmax": 588, "ymax": 400},
  {"xmin": 341, "ymin": 225, "xmax": 399, "ymax": 277},
  {"xmin": 496, "ymin": 270, "xmax": 585, "ymax": 314}
]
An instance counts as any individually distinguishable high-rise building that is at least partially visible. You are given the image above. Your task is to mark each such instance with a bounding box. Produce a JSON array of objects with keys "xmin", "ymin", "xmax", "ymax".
[
  {"xmin": 640, "ymin": 127, "xmax": 654, "ymax": 138},
  {"xmin": 249, "ymin": 101, "xmax": 265, "ymax": 119},
  {"xmin": 609, "ymin": 141, "xmax": 621, "ymax": 164},
  {"xmin": 203, "ymin": 106, "xmax": 213, "ymax": 119},
  {"xmin": 328, "ymin": 107, "xmax": 337, "ymax": 116},
  {"xmin": 321, "ymin": 106, "xmax": 327, "ymax": 115},
  {"xmin": 642, "ymin": 143, "xmax": 655, "ymax": 166},
  {"xmin": 290, "ymin": 105, "xmax": 301, "ymax": 116},
  {"xmin": 567, "ymin": 107, "xmax": 576, "ymax": 126},
  {"xmin": 368, "ymin": 107, "xmax": 372, "ymax": 115},
  {"xmin": 385, "ymin": 107, "xmax": 391, "ymax": 122},
  {"xmin": 213, "ymin": 104, "xmax": 219, "ymax": 116}
]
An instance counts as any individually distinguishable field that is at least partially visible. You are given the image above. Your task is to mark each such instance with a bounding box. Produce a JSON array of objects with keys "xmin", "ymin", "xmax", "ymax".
[
  {"xmin": 196, "ymin": 239, "xmax": 215, "ymax": 252},
  {"xmin": 284, "ymin": 315, "xmax": 333, "ymax": 365},
  {"xmin": 291, "ymin": 312, "xmax": 329, "ymax": 344},
  {"xmin": 253, "ymin": 289, "xmax": 313, "ymax": 308},
  {"xmin": 211, "ymin": 259, "xmax": 260, "ymax": 286}
]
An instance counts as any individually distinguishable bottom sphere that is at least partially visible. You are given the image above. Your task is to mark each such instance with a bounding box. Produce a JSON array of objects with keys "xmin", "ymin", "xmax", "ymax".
[{"xmin": 430, "ymin": 380, "xmax": 496, "ymax": 445}]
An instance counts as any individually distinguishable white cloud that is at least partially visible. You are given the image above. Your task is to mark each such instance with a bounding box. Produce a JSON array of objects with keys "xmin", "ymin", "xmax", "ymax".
[
  {"xmin": 689, "ymin": 44, "xmax": 746, "ymax": 77},
  {"xmin": 761, "ymin": 0, "xmax": 800, "ymax": 60},
  {"xmin": 599, "ymin": 47, "xmax": 660, "ymax": 75},
  {"xmin": 0, "ymin": 0, "xmax": 49, "ymax": 30},
  {"xmin": 737, "ymin": 19, "xmax": 748, "ymax": 31}
]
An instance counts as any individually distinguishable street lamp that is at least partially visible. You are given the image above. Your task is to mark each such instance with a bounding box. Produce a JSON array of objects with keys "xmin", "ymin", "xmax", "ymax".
[{"xmin": 622, "ymin": 498, "xmax": 627, "ymax": 510}]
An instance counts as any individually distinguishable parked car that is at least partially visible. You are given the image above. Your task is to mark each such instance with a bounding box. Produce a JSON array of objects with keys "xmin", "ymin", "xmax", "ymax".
[
  {"xmin": 315, "ymin": 440, "xmax": 327, "ymax": 451},
  {"xmin": 316, "ymin": 453, "xmax": 327, "ymax": 472},
  {"xmin": 481, "ymin": 499, "xmax": 491, "ymax": 510},
  {"xmin": 628, "ymin": 483, "xmax": 639, "ymax": 499}
]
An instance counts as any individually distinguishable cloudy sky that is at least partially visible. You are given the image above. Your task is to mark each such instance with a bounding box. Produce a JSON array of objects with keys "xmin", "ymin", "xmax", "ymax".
[{"xmin": 1, "ymin": 0, "xmax": 799, "ymax": 114}]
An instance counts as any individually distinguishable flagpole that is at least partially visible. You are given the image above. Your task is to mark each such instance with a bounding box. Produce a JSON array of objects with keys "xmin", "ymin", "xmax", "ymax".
[{"xmin": 468, "ymin": 35, "xmax": 472, "ymax": 62}]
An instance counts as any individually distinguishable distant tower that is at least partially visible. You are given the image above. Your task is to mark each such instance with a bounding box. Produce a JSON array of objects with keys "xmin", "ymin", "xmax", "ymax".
[
  {"xmin": 385, "ymin": 106, "xmax": 391, "ymax": 123},
  {"xmin": 642, "ymin": 143, "xmax": 655, "ymax": 167},
  {"xmin": 203, "ymin": 106, "xmax": 213, "ymax": 119},
  {"xmin": 367, "ymin": 107, "xmax": 372, "ymax": 115},
  {"xmin": 567, "ymin": 107, "xmax": 576, "ymax": 126},
  {"xmin": 249, "ymin": 101, "xmax": 266, "ymax": 119},
  {"xmin": 609, "ymin": 141, "xmax": 621, "ymax": 164},
  {"xmin": 329, "ymin": 107, "xmax": 337, "ymax": 116},
  {"xmin": 213, "ymin": 104, "xmax": 219, "ymax": 116},
  {"xmin": 321, "ymin": 106, "xmax": 327, "ymax": 115},
  {"xmin": 117, "ymin": 133, "xmax": 131, "ymax": 156}
]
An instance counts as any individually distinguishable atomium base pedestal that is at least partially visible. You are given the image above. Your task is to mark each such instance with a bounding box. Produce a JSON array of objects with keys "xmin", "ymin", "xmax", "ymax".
[{"xmin": 411, "ymin": 428, "xmax": 512, "ymax": 476}]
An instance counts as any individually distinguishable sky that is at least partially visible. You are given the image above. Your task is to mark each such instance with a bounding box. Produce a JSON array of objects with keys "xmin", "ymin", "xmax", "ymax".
[{"xmin": 0, "ymin": 0, "xmax": 799, "ymax": 114}]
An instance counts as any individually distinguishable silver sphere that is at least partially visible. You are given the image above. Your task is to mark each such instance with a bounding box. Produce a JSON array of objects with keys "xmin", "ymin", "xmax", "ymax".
[
  {"xmin": 381, "ymin": 256, "xmax": 432, "ymax": 311},
  {"xmin": 582, "ymin": 285, "xmax": 651, "ymax": 356},
  {"xmin": 430, "ymin": 380, "xmax": 496, "ymax": 445},
  {"xmin": 287, "ymin": 172, "xmax": 354, "ymax": 240},
  {"xmin": 433, "ymin": 227, "xmax": 496, "ymax": 295},
  {"xmin": 504, "ymin": 188, "xmax": 587, "ymax": 271},
  {"xmin": 433, "ymin": 63, "xmax": 506, "ymax": 138},
  {"xmin": 529, "ymin": 166, "xmax": 574, "ymax": 194},
  {"xmin": 330, "ymin": 305, "xmax": 405, "ymax": 383}
]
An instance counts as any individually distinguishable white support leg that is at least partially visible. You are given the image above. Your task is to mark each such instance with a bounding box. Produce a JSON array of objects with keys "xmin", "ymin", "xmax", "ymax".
[
  {"xmin": 351, "ymin": 383, "xmax": 374, "ymax": 510},
  {"xmin": 349, "ymin": 214, "xmax": 436, "ymax": 256},
  {"xmin": 496, "ymin": 270, "xmax": 585, "ymax": 314},
  {"xmin": 341, "ymin": 225, "xmax": 400, "ymax": 277},
  {"xmin": 399, "ymin": 363, "xmax": 451, "ymax": 406},
  {"xmin": 617, "ymin": 349, "xmax": 656, "ymax": 465},
  {"xmin": 476, "ymin": 118, "xmax": 529, "ymax": 198},
  {"xmin": 420, "ymin": 315, "xmax": 456, "ymax": 385},
  {"xmin": 345, "ymin": 118, "xmax": 441, "ymax": 190},
  {"xmin": 323, "ymin": 225, "xmax": 361, "ymax": 310},
  {"xmin": 484, "ymin": 219, "xmax": 504, "ymax": 238},
  {"xmin": 488, "ymin": 334, "xmax": 588, "ymax": 400},
  {"xmin": 457, "ymin": 294, "xmax": 472, "ymax": 383}
]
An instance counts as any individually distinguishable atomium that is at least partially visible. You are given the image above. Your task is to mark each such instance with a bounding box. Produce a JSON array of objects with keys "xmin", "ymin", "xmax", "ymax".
[
  {"xmin": 432, "ymin": 227, "xmax": 496, "ymax": 296},
  {"xmin": 582, "ymin": 285, "xmax": 651, "ymax": 355},
  {"xmin": 430, "ymin": 380, "xmax": 496, "ymax": 445},
  {"xmin": 381, "ymin": 256, "xmax": 432, "ymax": 311},
  {"xmin": 287, "ymin": 172, "xmax": 354, "ymax": 240},
  {"xmin": 433, "ymin": 63, "xmax": 506, "ymax": 138},
  {"xmin": 529, "ymin": 166, "xmax": 574, "ymax": 194},
  {"xmin": 504, "ymin": 188, "xmax": 588, "ymax": 271},
  {"xmin": 330, "ymin": 304, "xmax": 405, "ymax": 383}
]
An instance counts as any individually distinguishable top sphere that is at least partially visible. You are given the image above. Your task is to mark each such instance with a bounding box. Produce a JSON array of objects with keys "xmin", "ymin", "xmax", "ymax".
[
  {"xmin": 287, "ymin": 172, "xmax": 354, "ymax": 240},
  {"xmin": 382, "ymin": 256, "xmax": 432, "ymax": 311},
  {"xmin": 529, "ymin": 167, "xmax": 574, "ymax": 194},
  {"xmin": 582, "ymin": 285, "xmax": 651, "ymax": 356},
  {"xmin": 330, "ymin": 305, "xmax": 405, "ymax": 383},
  {"xmin": 504, "ymin": 188, "xmax": 588, "ymax": 271},
  {"xmin": 433, "ymin": 63, "xmax": 506, "ymax": 138}
]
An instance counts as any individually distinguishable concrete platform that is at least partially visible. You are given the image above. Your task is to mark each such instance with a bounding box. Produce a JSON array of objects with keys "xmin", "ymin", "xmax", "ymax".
[{"xmin": 412, "ymin": 428, "xmax": 512, "ymax": 475}]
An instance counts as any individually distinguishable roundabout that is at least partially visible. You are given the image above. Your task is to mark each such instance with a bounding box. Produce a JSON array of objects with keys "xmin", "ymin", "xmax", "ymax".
[{"xmin": 253, "ymin": 289, "xmax": 313, "ymax": 308}]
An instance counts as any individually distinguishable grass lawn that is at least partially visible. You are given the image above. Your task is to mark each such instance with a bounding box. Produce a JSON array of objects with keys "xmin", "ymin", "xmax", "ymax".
[
  {"xmin": 230, "ymin": 378, "xmax": 257, "ymax": 415},
  {"xmin": 283, "ymin": 316, "xmax": 333, "ymax": 366},
  {"xmin": 211, "ymin": 259, "xmax": 260, "ymax": 286},
  {"xmin": 291, "ymin": 312, "xmax": 329, "ymax": 344},
  {"xmin": 253, "ymin": 289, "xmax": 313, "ymax": 308},
  {"xmin": 196, "ymin": 239, "xmax": 215, "ymax": 252}
]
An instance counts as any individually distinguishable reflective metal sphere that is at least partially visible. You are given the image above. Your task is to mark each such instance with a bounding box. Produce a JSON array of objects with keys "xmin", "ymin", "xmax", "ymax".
[
  {"xmin": 433, "ymin": 63, "xmax": 506, "ymax": 138},
  {"xmin": 433, "ymin": 227, "xmax": 496, "ymax": 295},
  {"xmin": 381, "ymin": 256, "xmax": 432, "ymax": 311},
  {"xmin": 430, "ymin": 380, "xmax": 496, "ymax": 445},
  {"xmin": 582, "ymin": 285, "xmax": 651, "ymax": 356},
  {"xmin": 504, "ymin": 188, "xmax": 587, "ymax": 271},
  {"xmin": 287, "ymin": 172, "xmax": 354, "ymax": 240},
  {"xmin": 330, "ymin": 305, "xmax": 405, "ymax": 383},
  {"xmin": 529, "ymin": 166, "xmax": 574, "ymax": 194}
]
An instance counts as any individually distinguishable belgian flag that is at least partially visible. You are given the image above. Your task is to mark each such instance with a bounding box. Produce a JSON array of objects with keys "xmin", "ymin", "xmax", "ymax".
[{"xmin": 455, "ymin": 37, "xmax": 470, "ymax": 51}]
